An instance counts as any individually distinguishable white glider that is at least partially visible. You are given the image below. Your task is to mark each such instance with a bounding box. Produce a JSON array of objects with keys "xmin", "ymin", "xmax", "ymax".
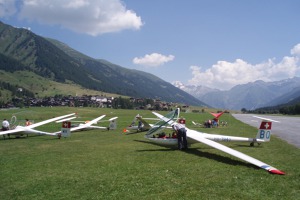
[
  {"xmin": 123, "ymin": 114, "xmax": 153, "ymax": 133},
  {"xmin": 50, "ymin": 115, "xmax": 118, "ymax": 138},
  {"xmin": 144, "ymin": 108, "xmax": 285, "ymax": 175},
  {"xmin": 0, "ymin": 113, "xmax": 76, "ymax": 138},
  {"xmin": 123, "ymin": 114, "xmax": 173, "ymax": 134}
]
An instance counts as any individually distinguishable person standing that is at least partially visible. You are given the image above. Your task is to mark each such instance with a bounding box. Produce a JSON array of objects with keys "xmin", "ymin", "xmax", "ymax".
[
  {"xmin": 172, "ymin": 123, "xmax": 188, "ymax": 150},
  {"xmin": 2, "ymin": 119, "xmax": 10, "ymax": 131},
  {"xmin": 25, "ymin": 119, "xmax": 32, "ymax": 126},
  {"xmin": 138, "ymin": 120, "xmax": 143, "ymax": 132}
]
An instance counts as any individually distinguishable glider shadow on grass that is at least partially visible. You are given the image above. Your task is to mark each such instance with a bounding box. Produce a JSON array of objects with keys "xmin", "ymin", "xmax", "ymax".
[{"xmin": 134, "ymin": 139, "xmax": 256, "ymax": 170}]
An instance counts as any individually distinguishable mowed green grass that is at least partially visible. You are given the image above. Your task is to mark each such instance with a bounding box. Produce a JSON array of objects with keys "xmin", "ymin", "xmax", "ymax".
[{"xmin": 0, "ymin": 107, "xmax": 299, "ymax": 200}]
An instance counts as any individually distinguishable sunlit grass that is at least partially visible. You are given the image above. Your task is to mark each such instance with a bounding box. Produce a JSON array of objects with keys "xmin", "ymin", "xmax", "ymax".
[
  {"xmin": 0, "ymin": 70, "xmax": 123, "ymax": 99},
  {"xmin": 0, "ymin": 107, "xmax": 299, "ymax": 199}
]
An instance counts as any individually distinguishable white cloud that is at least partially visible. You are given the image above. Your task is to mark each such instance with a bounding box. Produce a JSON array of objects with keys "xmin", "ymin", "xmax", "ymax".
[
  {"xmin": 0, "ymin": 0, "xmax": 17, "ymax": 17},
  {"xmin": 188, "ymin": 44, "xmax": 300, "ymax": 90},
  {"xmin": 291, "ymin": 43, "xmax": 300, "ymax": 56},
  {"xmin": 133, "ymin": 53, "xmax": 175, "ymax": 67},
  {"xmin": 9, "ymin": 0, "xmax": 143, "ymax": 36}
]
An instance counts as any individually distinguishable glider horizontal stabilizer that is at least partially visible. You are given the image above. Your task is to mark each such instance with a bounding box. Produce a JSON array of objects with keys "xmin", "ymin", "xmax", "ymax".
[{"xmin": 253, "ymin": 116, "xmax": 280, "ymax": 123}]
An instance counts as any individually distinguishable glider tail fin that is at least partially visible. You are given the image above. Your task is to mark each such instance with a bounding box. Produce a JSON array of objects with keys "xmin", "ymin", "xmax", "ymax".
[
  {"xmin": 128, "ymin": 114, "xmax": 139, "ymax": 127},
  {"xmin": 255, "ymin": 121, "xmax": 272, "ymax": 142},
  {"xmin": 137, "ymin": 117, "xmax": 151, "ymax": 130},
  {"xmin": 108, "ymin": 118, "xmax": 117, "ymax": 130}
]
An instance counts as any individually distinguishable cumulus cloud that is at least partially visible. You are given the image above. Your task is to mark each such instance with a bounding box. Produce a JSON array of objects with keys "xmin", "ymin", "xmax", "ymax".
[
  {"xmin": 188, "ymin": 44, "xmax": 300, "ymax": 90},
  {"xmin": 133, "ymin": 53, "xmax": 175, "ymax": 67},
  {"xmin": 291, "ymin": 43, "xmax": 300, "ymax": 56},
  {"xmin": 2, "ymin": 0, "xmax": 143, "ymax": 36}
]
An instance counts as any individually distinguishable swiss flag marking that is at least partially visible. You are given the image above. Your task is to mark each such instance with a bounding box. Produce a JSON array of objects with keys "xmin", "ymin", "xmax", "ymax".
[
  {"xmin": 260, "ymin": 122, "xmax": 272, "ymax": 130},
  {"xmin": 62, "ymin": 121, "xmax": 71, "ymax": 128}
]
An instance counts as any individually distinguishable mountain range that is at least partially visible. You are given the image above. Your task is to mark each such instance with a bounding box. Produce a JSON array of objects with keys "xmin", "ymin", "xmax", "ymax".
[
  {"xmin": 1, "ymin": 20, "xmax": 299, "ymax": 111},
  {"xmin": 0, "ymin": 21, "xmax": 207, "ymax": 107},
  {"xmin": 173, "ymin": 77, "xmax": 300, "ymax": 110}
]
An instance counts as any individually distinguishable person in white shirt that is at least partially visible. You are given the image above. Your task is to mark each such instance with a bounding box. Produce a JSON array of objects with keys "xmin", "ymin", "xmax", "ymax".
[
  {"xmin": 172, "ymin": 123, "xmax": 188, "ymax": 150},
  {"xmin": 2, "ymin": 119, "xmax": 10, "ymax": 131}
]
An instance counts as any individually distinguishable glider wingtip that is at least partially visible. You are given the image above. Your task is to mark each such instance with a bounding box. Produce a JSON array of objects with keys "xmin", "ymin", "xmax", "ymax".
[{"xmin": 269, "ymin": 169, "xmax": 285, "ymax": 175}]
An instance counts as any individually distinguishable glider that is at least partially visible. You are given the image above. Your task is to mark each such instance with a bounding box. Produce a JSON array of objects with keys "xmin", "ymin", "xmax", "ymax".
[
  {"xmin": 68, "ymin": 115, "xmax": 118, "ymax": 131},
  {"xmin": 123, "ymin": 114, "xmax": 172, "ymax": 134},
  {"xmin": 123, "ymin": 114, "xmax": 153, "ymax": 133},
  {"xmin": 202, "ymin": 111, "xmax": 225, "ymax": 128},
  {"xmin": 0, "ymin": 113, "xmax": 76, "ymax": 139},
  {"xmin": 210, "ymin": 111, "xmax": 224, "ymax": 120},
  {"xmin": 123, "ymin": 114, "xmax": 159, "ymax": 133},
  {"xmin": 50, "ymin": 115, "xmax": 118, "ymax": 138},
  {"xmin": 143, "ymin": 108, "xmax": 285, "ymax": 175}
]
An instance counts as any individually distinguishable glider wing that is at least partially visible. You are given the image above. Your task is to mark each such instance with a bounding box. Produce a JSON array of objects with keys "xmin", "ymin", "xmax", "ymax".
[{"xmin": 186, "ymin": 128, "xmax": 285, "ymax": 175}]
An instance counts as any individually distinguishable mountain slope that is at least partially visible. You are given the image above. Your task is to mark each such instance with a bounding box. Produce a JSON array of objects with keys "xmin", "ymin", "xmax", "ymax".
[
  {"xmin": 172, "ymin": 81, "xmax": 220, "ymax": 97},
  {"xmin": 174, "ymin": 78, "xmax": 300, "ymax": 110},
  {"xmin": 0, "ymin": 21, "xmax": 206, "ymax": 106},
  {"xmin": 263, "ymin": 86, "xmax": 300, "ymax": 106},
  {"xmin": 47, "ymin": 38, "xmax": 208, "ymax": 106}
]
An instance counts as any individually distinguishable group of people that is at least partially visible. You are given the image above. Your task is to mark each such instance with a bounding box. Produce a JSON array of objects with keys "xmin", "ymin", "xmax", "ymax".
[
  {"xmin": 153, "ymin": 132, "xmax": 176, "ymax": 139},
  {"xmin": 151, "ymin": 123, "xmax": 188, "ymax": 150},
  {"xmin": 204, "ymin": 118, "xmax": 219, "ymax": 128},
  {"xmin": 1, "ymin": 118, "xmax": 32, "ymax": 131},
  {"xmin": 204, "ymin": 119, "xmax": 228, "ymax": 128}
]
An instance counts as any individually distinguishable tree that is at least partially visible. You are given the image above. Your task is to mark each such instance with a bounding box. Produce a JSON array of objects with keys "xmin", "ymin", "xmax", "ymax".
[{"xmin": 241, "ymin": 108, "xmax": 247, "ymax": 113}]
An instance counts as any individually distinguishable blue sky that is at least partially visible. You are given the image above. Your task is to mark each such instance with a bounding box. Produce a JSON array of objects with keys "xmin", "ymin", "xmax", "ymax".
[{"xmin": 1, "ymin": 0, "xmax": 300, "ymax": 90}]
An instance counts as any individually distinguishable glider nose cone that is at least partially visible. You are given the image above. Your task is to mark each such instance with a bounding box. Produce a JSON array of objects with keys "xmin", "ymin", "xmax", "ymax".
[{"xmin": 269, "ymin": 169, "xmax": 285, "ymax": 175}]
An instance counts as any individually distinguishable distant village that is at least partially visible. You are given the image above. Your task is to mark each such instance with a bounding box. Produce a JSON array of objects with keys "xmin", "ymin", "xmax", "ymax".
[{"xmin": 2, "ymin": 94, "xmax": 192, "ymax": 111}]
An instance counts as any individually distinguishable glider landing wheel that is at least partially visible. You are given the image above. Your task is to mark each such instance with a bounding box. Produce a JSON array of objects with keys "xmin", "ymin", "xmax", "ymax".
[{"xmin": 250, "ymin": 142, "xmax": 254, "ymax": 147}]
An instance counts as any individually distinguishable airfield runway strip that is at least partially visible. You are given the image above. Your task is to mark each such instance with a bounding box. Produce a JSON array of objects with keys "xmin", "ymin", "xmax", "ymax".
[{"xmin": 232, "ymin": 114, "xmax": 300, "ymax": 148}]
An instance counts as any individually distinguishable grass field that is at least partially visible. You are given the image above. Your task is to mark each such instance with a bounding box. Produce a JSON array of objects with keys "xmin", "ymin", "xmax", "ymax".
[{"xmin": 0, "ymin": 107, "xmax": 299, "ymax": 200}]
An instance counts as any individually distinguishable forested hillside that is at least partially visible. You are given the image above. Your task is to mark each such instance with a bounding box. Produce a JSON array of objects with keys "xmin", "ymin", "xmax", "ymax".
[{"xmin": 0, "ymin": 21, "xmax": 207, "ymax": 106}]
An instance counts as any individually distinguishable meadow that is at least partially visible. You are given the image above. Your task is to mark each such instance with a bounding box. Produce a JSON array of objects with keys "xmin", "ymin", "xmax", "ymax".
[{"xmin": 0, "ymin": 107, "xmax": 299, "ymax": 200}]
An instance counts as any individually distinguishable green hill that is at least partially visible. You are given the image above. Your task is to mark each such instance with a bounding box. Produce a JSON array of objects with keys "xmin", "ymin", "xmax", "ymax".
[{"xmin": 0, "ymin": 21, "xmax": 207, "ymax": 106}]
